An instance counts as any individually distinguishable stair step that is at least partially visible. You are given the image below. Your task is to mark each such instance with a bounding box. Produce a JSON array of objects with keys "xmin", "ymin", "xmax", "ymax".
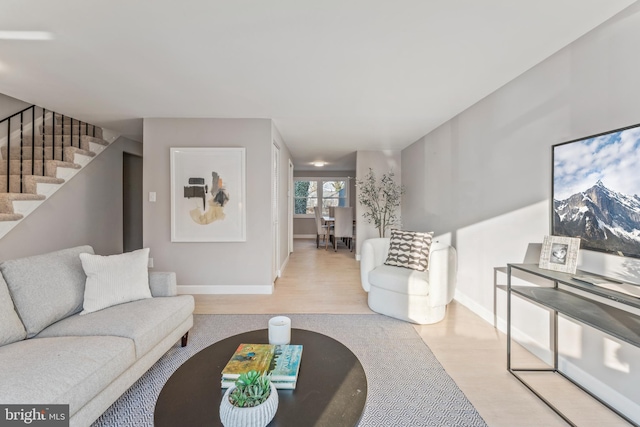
[
  {"xmin": 2, "ymin": 134, "xmax": 108, "ymax": 150},
  {"xmin": 4, "ymin": 134, "xmax": 83, "ymax": 146},
  {"xmin": 1, "ymin": 145, "xmax": 95, "ymax": 161},
  {"xmin": 40, "ymin": 125, "xmax": 103, "ymax": 139},
  {"xmin": 84, "ymin": 135, "xmax": 109, "ymax": 146},
  {"xmin": 0, "ymin": 159, "xmax": 81, "ymax": 176},
  {"xmin": 0, "ymin": 213, "xmax": 23, "ymax": 222},
  {"xmin": 52, "ymin": 114, "xmax": 74, "ymax": 125},
  {"xmin": 0, "ymin": 175, "xmax": 65, "ymax": 194},
  {"xmin": 0, "ymin": 193, "xmax": 46, "ymax": 214}
]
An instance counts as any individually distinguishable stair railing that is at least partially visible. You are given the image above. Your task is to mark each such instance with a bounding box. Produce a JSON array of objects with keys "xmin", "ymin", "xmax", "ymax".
[{"xmin": 0, "ymin": 105, "xmax": 97, "ymax": 193}]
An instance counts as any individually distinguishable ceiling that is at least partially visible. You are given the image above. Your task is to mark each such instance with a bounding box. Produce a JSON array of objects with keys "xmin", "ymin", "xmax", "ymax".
[{"xmin": 0, "ymin": 1, "xmax": 636, "ymax": 171}]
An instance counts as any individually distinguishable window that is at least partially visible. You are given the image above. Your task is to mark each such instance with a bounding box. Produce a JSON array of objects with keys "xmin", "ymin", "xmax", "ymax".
[{"xmin": 294, "ymin": 178, "xmax": 349, "ymax": 217}]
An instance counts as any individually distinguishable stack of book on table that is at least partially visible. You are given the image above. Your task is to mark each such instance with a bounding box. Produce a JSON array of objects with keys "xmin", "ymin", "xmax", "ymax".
[{"xmin": 221, "ymin": 343, "xmax": 303, "ymax": 389}]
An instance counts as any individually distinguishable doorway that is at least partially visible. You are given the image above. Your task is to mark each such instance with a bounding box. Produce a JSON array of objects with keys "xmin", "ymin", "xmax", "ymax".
[
  {"xmin": 272, "ymin": 142, "xmax": 280, "ymax": 282},
  {"xmin": 123, "ymin": 152, "xmax": 143, "ymax": 252}
]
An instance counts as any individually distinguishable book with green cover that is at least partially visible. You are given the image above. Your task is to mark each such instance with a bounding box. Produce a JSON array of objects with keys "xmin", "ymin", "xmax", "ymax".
[
  {"xmin": 269, "ymin": 344, "xmax": 303, "ymax": 382},
  {"xmin": 221, "ymin": 343, "xmax": 276, "ymax": 379}
]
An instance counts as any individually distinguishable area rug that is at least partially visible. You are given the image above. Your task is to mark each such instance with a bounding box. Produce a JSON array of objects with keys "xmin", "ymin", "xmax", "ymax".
[{"xmin": 92, "ymin": 314, "xmax": 487, "ymax": 426}]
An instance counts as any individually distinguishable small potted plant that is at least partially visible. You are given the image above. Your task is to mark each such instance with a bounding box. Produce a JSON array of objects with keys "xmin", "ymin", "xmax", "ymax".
[{"xmin": 219, "ymin": 370, "xmax": 278, "ymax": 427}]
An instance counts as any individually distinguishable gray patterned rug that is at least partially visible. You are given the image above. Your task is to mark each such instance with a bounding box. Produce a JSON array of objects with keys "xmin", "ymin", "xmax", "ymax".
[{"xmin": 92, "ymin": 314, "xmax": 487, "ymax": 426}]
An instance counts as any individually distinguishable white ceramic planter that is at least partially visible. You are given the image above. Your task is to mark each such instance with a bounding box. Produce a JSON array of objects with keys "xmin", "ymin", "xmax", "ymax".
[{"xmin": 219, "ymin": 382, "xmax": 278, "ymax": 427}]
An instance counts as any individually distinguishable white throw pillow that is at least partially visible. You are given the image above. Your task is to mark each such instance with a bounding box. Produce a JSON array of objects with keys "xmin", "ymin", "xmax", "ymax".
[{"xmin": 79, "ymin": 248, "xmax": 152, "ymax": 315}]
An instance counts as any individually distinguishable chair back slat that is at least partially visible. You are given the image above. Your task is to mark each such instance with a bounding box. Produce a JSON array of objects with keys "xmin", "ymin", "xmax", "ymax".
[
  {"xmin": 314, "ymin": 206, "xmax": 325, "ymax": 234},
  {"xmin": 333, "ymin": 207, "xmax": 353, "ymax": 238}
]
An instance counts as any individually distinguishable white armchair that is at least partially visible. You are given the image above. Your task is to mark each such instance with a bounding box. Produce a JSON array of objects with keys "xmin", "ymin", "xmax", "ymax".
[{"xmin": 360, "ymin": 238, "xmax": 457, "ymax": 324}]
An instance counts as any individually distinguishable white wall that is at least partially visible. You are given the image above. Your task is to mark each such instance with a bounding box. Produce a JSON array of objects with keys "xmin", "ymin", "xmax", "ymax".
[
  {"xmin": 355, "ymin": 150, "xmax": 401, "ymax": 256},
  {"xmin": 0, "ymin": 93, "xmax": 30, "ymax": 120},
  {"xmin": 0, "ymin": 137, "xmax": 137, "ymax": 260},
  {"xmin": 143, "ymin": 118, "xmax": 288, "ymax": 294},
  {"xmin": 401, "ymin": 4, "xmax": 640, "ymax": 422},
  {"xmin": 272, "ymin": 123, "xmax": 293, "ymax": 277}
]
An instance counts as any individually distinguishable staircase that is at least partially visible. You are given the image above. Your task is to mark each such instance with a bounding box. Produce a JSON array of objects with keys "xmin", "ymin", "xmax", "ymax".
[{"xmin": 0, "ymin": 106, "xmax": 112, "ymax": 239}]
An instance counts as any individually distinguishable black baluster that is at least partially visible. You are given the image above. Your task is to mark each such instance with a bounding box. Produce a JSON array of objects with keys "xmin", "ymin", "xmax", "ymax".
[
  {"xmin": 19, "ymin": 111, "xmax": 23, "ymax": 193},
  {"xmin": 6, "ymin": 118, "xmax": 10, "ymax": 193},
  {"xmin": 42, "ymin": 108, "xmax": 46, "ymax": 176},
  {"xmin": 31, "ymin": 107, "xmax": 35, "ymax": 176}
]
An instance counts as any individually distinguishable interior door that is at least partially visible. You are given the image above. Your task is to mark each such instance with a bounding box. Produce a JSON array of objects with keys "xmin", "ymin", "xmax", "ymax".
[
  {"xmin": 288, "ymin": 159, "xmax": 294, "ymax": 254},
  {"xmin": 123, "ymin": 152, "xmax": 143, "ymax": 252}
]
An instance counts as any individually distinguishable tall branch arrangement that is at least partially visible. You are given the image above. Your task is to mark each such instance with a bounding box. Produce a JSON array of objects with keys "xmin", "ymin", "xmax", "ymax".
[{"xmin": 356, "ymin": 168, "xmax": 404, "ymax": 237}]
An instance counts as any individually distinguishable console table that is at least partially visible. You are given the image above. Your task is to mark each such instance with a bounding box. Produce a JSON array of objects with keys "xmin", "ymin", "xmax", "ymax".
[{"xmin": 506, "ymin": 263, "xmax": 640, "ymax": 427}]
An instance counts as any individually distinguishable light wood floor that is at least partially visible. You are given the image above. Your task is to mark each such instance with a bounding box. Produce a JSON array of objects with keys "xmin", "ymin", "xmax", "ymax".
[{"xmin": 194, "ymin": 238, "xmax": 632, "ymax": 427}]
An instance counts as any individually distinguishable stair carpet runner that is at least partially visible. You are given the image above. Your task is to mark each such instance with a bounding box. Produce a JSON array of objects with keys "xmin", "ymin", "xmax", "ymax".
[{"xmin": 0, "ymin": 114, "xmax": 107, "ymax": 222}]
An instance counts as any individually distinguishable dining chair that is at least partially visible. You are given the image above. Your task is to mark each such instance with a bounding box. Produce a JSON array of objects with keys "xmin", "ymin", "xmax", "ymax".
[
  {"xmin": 313, "ymin": 206, "xmax": 329, "ymax": 248},
  {"xmin": 332, "ymin": 207, "xmax": 354, "ymax": 251}
]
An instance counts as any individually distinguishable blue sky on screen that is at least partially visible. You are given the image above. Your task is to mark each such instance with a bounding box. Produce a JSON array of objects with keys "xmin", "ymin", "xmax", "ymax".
[{"xmin": 554, "ymin": 126, "xmax": 640, "ymax": 200}]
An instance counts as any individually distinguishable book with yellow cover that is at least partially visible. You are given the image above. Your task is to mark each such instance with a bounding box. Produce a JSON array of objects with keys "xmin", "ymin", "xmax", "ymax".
[
  {"xmin": 221, "ymin": 343, "xmax": 304, "ymax": 389},
  {"xmin": 221, "ymin": 343, "xmax": 275, "ymax": 379}
]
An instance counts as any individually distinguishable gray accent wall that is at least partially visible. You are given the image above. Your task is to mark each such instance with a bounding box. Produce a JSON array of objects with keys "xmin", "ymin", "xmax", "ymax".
[
  {"xmin": 142, "ymin": 118, "xmax": 282, "ymax": 291},
  {"xmin": 0, "ymin": 137, "xmax": 136, "ymax": 261},
  {"xmin": 401, "ymin": 4, "xmax": 640, "ymax": 420}
]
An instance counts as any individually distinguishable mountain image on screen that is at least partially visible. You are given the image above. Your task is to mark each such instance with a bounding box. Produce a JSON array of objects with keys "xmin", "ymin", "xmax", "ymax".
[{"xmin": 553, "ymin": 180, "xmax": 640, "ymax": 257}]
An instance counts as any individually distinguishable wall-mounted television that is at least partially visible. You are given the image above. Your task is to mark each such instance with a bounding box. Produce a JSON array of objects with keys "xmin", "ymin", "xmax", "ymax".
[{"xmin": 552, "ymin": 123, "xmax": 640, "ymax": 259}]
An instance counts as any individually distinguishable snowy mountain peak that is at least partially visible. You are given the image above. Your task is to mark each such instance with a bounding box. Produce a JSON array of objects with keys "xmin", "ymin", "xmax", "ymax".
[{"xmin": 554, "ymin": 180, "xmax": 640, "ymax": 256}]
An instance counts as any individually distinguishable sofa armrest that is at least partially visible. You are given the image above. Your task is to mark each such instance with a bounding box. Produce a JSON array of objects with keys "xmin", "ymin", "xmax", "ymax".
[
  {"xmin": 427, "ymin": 246, "xmax": 457, "ymax": 307},
  {"xmin": 360, "ymin": 238, "xmax": 390, "ymax": 292},
  {"xmin": 149, "ymin": 272, "xmax": 178, "ymax": 297}
]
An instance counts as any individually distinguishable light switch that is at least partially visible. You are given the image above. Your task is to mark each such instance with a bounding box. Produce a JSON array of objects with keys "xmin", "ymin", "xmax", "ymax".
[
  {"xmin": 148, "ymin": 258, "xmax": 154, "ymax": 268},
  {"xmin": 149, "ymin": 192, "xmax": 156, "ymax": 202}
]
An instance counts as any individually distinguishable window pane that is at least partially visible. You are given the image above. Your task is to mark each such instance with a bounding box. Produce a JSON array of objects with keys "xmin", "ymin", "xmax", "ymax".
[
  {"xmin": 294, "ymin": 197, "xmax": 317, "ymax": 214},
  {"xmin": 294, "ymin": 181, "xmax": 317, "ymax": 214},
  {"xmin": 322, "ymin": 181, "xmax": 345, "ymax": 198},
  {"xmin": 321, "ymin": 180, "xmax": 347, "ymax": 215}
]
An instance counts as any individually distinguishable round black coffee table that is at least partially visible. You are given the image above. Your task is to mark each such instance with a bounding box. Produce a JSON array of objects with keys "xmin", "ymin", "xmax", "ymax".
[{"xmin": 154, "ymin": 328, "xmax": 367, "ymax": 427}]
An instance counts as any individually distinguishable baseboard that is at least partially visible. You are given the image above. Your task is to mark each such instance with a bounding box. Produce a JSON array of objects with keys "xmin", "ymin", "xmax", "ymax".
[
  {"xmin": 454, "ymin": 289, "xmax": 552, "ymax": 364},
  {"xmin": 178, "ymin": 284, "xmax": 274, "ymax": 295},
  {"xmin": 454, "ymin": 290, "xmax": 495, "ymax": 326},
  {"xmin": 279, "ymin": 253, "xmax": 290, "ymax": 277},
  {"xmin": 294, "ymin": 234, "xmax": 315, "ymax": 239},
  {"xmin": 559, "ymin": 360, "xmax": 640, "ymax": 423}
]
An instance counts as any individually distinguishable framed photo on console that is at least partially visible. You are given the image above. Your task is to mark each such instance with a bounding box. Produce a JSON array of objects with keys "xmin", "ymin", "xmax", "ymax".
[
  {"xmin": 170, "ymin": 147, "xmax": 246, "ymax": 242},
  {"xmin": 539, "ymin": 235, "xmax": 580, "ymax": 274}
]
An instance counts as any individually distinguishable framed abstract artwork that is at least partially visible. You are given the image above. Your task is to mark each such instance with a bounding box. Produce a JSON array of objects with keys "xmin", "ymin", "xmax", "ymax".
[
  {"xmin": 538, "ymin": 235, "xmax": 580, "ymax": 274},
  {"xmin": 170, "ymin": 147, "xmax": 246, "ymax": 242}
]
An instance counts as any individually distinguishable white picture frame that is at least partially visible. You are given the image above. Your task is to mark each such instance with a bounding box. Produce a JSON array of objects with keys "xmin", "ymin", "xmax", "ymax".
[
  {"xmin": 170, "ymin": 147, "xmax": 246, "ymax": 242},
  {"xmin": 539, "ymin": 235, "xmax": 580, "ymax": 274}
]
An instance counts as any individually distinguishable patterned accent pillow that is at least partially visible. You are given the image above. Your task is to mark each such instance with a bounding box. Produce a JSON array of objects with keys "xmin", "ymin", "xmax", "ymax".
[{"xmin": 384, "ymin": 229, "xmax": 434, "ymax": 271}]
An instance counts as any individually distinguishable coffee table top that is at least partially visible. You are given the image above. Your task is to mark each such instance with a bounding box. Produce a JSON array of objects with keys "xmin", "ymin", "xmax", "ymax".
[{"xmin": 155, "ymin": 328, "xmax": 367, "ymax": 427}]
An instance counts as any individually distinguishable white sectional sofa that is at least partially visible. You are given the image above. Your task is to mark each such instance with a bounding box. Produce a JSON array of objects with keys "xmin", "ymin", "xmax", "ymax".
[{"xmin": 0, "ymin": 245, "xmax": 194, "ymax": 427}]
